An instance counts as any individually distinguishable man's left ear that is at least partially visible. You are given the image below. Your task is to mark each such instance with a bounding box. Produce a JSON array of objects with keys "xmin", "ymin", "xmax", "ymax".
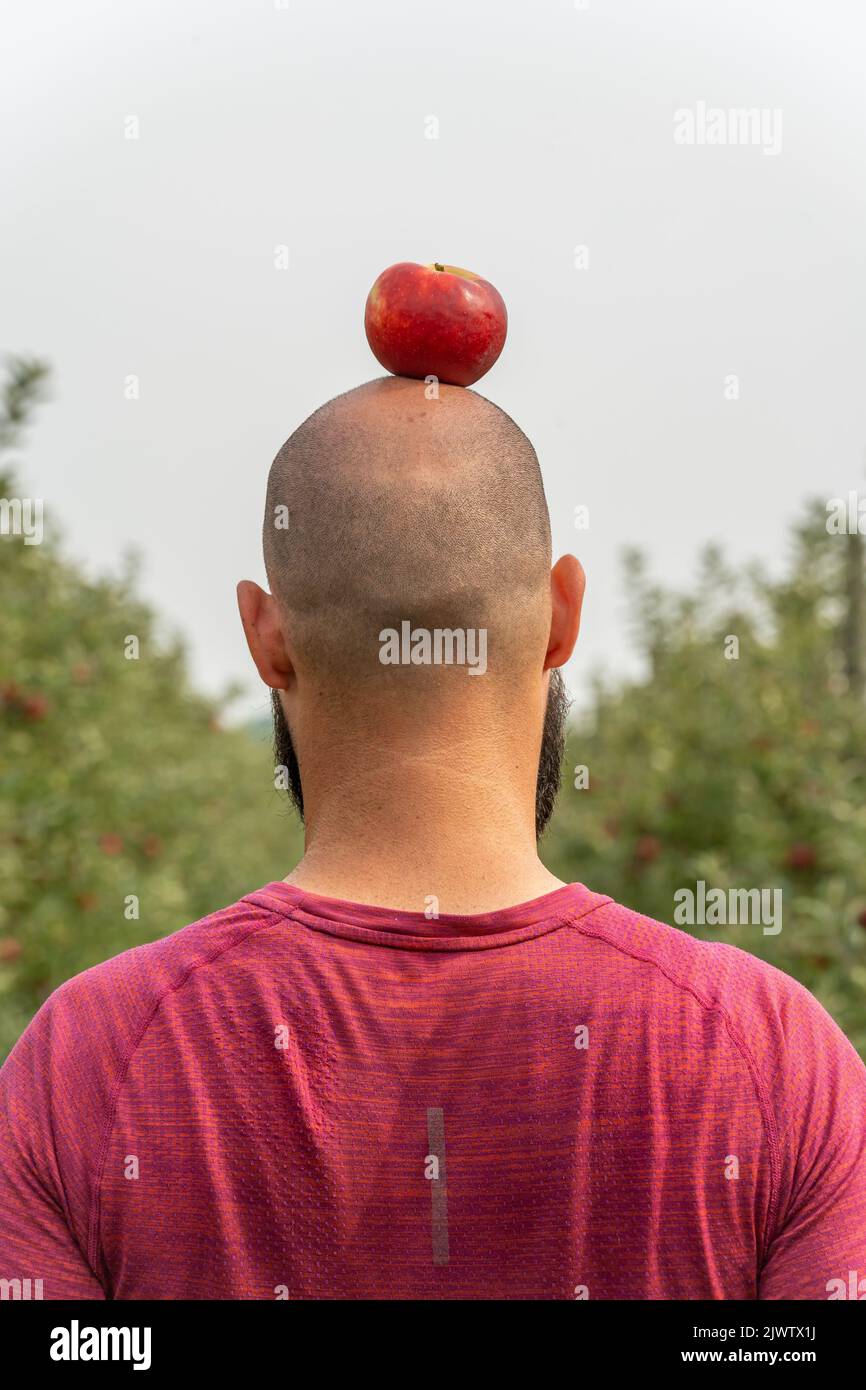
[
  {"xmin": 544, "ymin": 555, "xmax": 585, "ymax": 671},
  {"xmin": 236, "ymin": 580, "xmax": 294, "ymax": 690}
]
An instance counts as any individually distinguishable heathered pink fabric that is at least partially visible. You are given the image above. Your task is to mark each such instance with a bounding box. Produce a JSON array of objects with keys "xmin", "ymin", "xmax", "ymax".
[{"xmin": 1, "ymin": 880, "xmax": 865, "ymax": 1301}]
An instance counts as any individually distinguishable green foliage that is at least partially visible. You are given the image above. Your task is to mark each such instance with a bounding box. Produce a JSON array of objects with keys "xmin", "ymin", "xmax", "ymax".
[
  {"xmin": 0, "ymin": 357, "xmax": 50, "ymax": 452},
  {"xmin": 543, "ymin": 517, "xmax": 866, "ymax": 1058},
  {"xmin": 0, "ymin": 360, "xmax": 301, "ymax": 1060}
]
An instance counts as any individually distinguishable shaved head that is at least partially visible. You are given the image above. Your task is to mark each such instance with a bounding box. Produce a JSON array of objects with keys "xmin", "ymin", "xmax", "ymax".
[
  {"xmin": 263, "ymin": 376, "xmax": 552, "ymax": 684},
  {"xmin": 258, "ymin": 375, "xmax": 570, "ymax": 835}
]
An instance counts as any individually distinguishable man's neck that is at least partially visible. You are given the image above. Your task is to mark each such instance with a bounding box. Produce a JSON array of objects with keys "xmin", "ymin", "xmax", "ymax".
[{"xmin": 283, "ymin": 710, "xmax": 564, "ymax": 915}]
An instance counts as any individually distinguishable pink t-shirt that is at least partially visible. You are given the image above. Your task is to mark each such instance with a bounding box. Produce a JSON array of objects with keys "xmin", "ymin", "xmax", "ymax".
[{"xmin": 1, "ymin": 881, "xmax": 865, "ymax": 1300}]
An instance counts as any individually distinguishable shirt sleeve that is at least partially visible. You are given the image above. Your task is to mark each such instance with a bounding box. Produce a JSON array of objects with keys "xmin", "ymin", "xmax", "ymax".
[
  {"xmin": 0, "ymin": 983, "xmax": 108, "ymax": 1299},
  {"xmin": 758, "ymin": 975, "xmax": 866, "ymax": 1300}
]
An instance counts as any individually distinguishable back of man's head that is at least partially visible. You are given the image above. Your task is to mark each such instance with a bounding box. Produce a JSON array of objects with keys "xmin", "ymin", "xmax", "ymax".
[{"xmin": 263, "ymin": 376, "xmax": 553, "ymax": 692}]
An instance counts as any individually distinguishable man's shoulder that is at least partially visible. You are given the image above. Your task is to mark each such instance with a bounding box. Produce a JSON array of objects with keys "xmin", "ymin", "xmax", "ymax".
[
  {"xmin": 7, "ymin": 887, "xmax": 285, "ymax": 1075},
  {"xmin": 568, "ymin": 890, "xmax": 847, "ymax": 1067}
]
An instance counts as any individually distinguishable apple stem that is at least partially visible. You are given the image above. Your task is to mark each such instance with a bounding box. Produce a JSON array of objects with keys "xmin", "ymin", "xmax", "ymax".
[{"xmin": 434, "ymin": 262, "xmax": 445, "ymax": 272}]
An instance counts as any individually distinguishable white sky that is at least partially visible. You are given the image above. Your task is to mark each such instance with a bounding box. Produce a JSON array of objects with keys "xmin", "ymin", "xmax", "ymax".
[{"xmin": 3, "ymin": 0, "xmax": 865, "ymax": 721}]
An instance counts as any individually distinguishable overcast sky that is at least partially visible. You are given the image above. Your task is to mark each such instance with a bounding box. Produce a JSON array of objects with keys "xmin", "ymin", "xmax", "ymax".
[{"xmin": 3, "ymin": 0, "xmax": 865, "ymax": 722}]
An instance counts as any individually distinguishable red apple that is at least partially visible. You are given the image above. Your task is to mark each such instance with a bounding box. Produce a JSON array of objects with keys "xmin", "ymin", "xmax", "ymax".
[
  {"xmin": 364, "ymin": 261, "xmax": 507, "ymax": 387},
  {"xmin": 785, "ymin": 842, "xmax": 817, "ymax": 871},
  {"xmin": 806, "ymin": 954, "xmax": 831, "ymax": 971},
  {"xmin": 21, "ymin": 692, "xmax": 50, "ymax": 721},
  {"xmin": 635, "ymin": 834, "xmax": 662, "ymax": 863}
]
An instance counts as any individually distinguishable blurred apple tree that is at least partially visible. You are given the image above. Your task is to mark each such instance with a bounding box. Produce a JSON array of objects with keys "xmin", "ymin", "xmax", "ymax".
[
  {"xmin": 543, "ymin": 512, "xmax": 866, "ymax": 1058},
  {"xmin": 0, "ymin": 358, "xmax": 301, "ymax": 1060}
]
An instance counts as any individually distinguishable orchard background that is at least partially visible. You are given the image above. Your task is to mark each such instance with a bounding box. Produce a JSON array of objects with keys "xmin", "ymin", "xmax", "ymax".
[{"xmin": 2, "ymin": 358, "xmax": 865, "ymax": 1062}]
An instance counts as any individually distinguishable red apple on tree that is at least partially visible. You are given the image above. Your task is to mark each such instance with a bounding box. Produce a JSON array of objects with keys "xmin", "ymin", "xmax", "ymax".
[
  {"xmin": 784, "ymin": 842, "xmax": 817, "ymax": 871},
  {"xmin": 21, "ymin": 692, "xmax": 50, "ymax": 721},
  {"xmin": 364, "ymin": 261, "xmax": 507, "ymax": 387},
  {"xmin": 634, "ymin": 834, "xmax": 662, "ymax": 863}
]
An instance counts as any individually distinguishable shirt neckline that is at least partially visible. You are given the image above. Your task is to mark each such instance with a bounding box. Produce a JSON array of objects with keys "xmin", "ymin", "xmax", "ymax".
[{"xmin": 244, "ymin": 880, "xmax": 610, "ymax": 952}]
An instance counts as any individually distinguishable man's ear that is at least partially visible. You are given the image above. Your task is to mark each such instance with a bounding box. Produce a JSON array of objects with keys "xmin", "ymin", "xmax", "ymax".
[
  {"xmin": 544, "ymin": 555, "xmax": 585, "ymax": 671},
  {"xmin": 236, "ymin": 581, "xmax": 294, "ymax": 690}
]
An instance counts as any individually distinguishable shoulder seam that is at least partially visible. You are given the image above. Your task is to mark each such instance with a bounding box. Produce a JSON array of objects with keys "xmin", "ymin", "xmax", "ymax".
[
  {"xmin": 567, "ymin": 906, "xmax": 782, "ymax": 1260},
  {"xmin": 86, "ymin": 910, "xmax": 287, "ymax": 1274}
]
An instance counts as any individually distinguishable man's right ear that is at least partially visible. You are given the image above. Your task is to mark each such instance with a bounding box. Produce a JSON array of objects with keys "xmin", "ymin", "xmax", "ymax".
[{"xmin": 236, "ymin": 581, "xmax": 294, "ymax": 690}]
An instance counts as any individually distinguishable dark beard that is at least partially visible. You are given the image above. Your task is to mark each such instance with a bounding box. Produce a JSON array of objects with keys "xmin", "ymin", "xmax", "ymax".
[
  {"xmin": 271, "ymin": 667, "xmax": 570, "ymax": 840},
  {"xmin": 534, "ymin": 667, "xmax": 570, "ymax": 838}
]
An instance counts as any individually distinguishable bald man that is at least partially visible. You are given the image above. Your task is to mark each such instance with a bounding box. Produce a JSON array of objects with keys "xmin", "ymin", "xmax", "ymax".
[{"xmin": 1, "ymin": 378, "xmax": 865, "ymax": 1302}]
